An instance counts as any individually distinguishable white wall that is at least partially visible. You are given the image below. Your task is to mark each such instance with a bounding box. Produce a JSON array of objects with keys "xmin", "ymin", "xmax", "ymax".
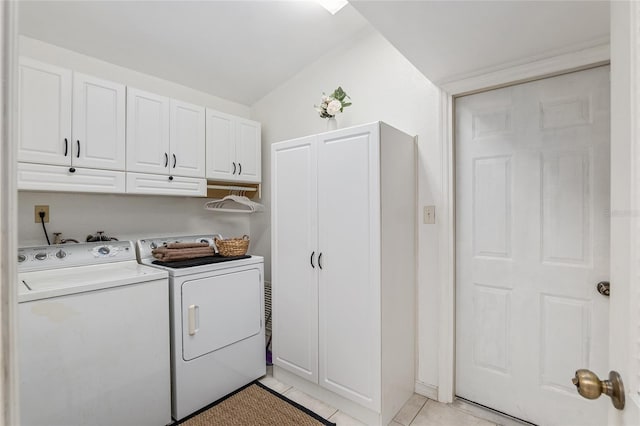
[
  {"xmin": 250, "ymin": 27, "xmax": 443, "ymax": 390},
  {"xmin": 17, "ymin": 36, "xmax": 251, "ymax": 246}
]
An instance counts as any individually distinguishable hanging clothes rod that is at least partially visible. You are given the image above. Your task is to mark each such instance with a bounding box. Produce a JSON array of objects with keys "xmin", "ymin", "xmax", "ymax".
[{"xmin": 206, "ymin": 184, "xmax": 257, "ymax": 192}]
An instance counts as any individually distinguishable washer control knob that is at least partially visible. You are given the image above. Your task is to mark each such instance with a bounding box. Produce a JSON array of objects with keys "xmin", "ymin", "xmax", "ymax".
[
  {"xmin": 98, "ymin": 246, "xmax": 110, "ymax": 256},
  {"xmin": 150, "ymin": 242, "xmax": 157, "ymax": 249},
  {"xmin": 17, "ymin": 254, "xmax": 26, "ymax": 263},
  {"xmin": 35, "ymin": 252, "xmax": 47, "ymax": 261},
  {"xmin": 55, "ymin": 249, "xmax": 67, "ymax": 259}
]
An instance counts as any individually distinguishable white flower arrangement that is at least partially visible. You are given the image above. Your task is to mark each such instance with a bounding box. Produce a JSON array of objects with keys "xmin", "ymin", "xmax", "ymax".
[{"xmin": 314, "ymin": 86, "xmax": 352, "ymax": 118}]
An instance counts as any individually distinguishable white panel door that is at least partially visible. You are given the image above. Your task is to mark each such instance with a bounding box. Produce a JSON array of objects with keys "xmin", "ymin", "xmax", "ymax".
[
  {"xmin": 456, "ymin": 66, "xmax": 610, "ymax": 425},
  {"xmin": 18, "ymin": 57, "xmax": 72, "ymax": 166},
  {"xmin": 317, "ymin": 127, "xmax": 380, "ymax": 410},
  {"xmin": 235, "ymin": 118, "xmax": 261, "ymax": 183},
  {"xmin": 182, "ymin": 269, "xmax": 262, "ymax": 362},
  {"xmin": 170, "ymin": 100, "xmax": 205, "ymax": 178},
  {"xmin": 72, "ymin": 73, "xmax": 126, "ymax": 170},
  {"xmin": 272, "ymin": 136, "xmax": 319, "ymax": 382},
  {"xmin": 126, "ymin": 87, "xmax": 170, "ymax": 174},
  {"xmin": 205, "ymin": 109, "xmax": 236, "ymax": 180}
]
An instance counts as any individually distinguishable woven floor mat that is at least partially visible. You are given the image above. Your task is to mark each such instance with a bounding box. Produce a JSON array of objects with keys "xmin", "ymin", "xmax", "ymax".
[{"xmin": 178, "ymin": 382, "xmax": 336, "ymax": 426}]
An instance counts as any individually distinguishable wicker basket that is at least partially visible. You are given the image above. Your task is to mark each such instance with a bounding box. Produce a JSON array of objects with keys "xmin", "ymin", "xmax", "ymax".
[{"xmin": 214, "ymin": 235, "xmax": 250, "ymax": 257}]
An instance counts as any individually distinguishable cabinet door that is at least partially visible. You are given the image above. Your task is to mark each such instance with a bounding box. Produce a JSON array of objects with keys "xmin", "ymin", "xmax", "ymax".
[
  {"xmin": 18, "ymin": 57, "xmax": 71, "ymax": 166},
  {"xmin": 271, "ymin": 136, "xmax": 319, "ymax": 383},
  {"xmin": 235, "ymin": 118, "xmax": 261, "ymax": 183},
  {"xmin": 72, "ymin": 73, "xmax": 126, "ymax": 170},
  {"xmin": 205, "ymin": 109, "xmax": 236, "ymax": 180},
  {"xmin": 126, "ymin": 88, "xmax": 170, "ymax": 174},
  {"xmin": 317, "ymin": 125, "xmax": 381, "ymax": 410},
  {"xmin": 170, "ymin": 100, "xmax": 205, "ymax": 178}
]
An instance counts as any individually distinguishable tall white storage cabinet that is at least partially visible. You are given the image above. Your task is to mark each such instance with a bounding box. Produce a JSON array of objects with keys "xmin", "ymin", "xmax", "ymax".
[{"xmin": 271, "ymin": 122, "xmax": 416, "ymax": 426}]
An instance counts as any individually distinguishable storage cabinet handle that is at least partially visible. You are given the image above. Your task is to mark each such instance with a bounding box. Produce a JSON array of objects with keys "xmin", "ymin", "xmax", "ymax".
[
  {"xmin": 310, "ymin": 251, "xmax": 316, "ymax": 268},
  {"xmin": 64, "ymin": 138, "xmax": 68, "ymax": 156},
  {"xmin": 188, "ymin": 304, "xmax": 199, "ymax": 336},
  {"xmin": 232, "ymin": 162, "xmax": 236, "ymax": 174},
  {"xmin": 164, "ymin": 153, "xmax": 169, "ymax": 168},
  {"xmin": 238, "ymin": 163, "xmax": 242, "ymax": 175},
  {"xmin": 173, "ymin": 153, "xmax": 177, "ymax": 168},
  {"xmin": 76, "ymin": 140, "xmax": 80, "ymax": 158},
  {"xmin": 318, "ymin": 252, "xmax": 323, "ymax": 270}
]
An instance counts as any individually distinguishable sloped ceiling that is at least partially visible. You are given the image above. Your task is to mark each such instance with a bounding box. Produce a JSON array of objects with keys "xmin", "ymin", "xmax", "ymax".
[
  {"xmin": 350, "ymin": 0, "xmax": 610, "ymax": 85},
  {"xmin": 19, "ymin": 1, "xmax": 371, "ymax": 105}
]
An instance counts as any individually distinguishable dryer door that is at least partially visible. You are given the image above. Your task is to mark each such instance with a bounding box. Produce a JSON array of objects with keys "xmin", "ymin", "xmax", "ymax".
[{"xmin": 182, "ymin": 268, "xmax": 262, "ymax": 361}]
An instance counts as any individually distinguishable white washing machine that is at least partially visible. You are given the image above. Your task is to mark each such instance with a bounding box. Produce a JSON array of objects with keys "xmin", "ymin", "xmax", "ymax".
[
  {"xmin": 17, "ymin": 240, "xmax": 171, "ymax": 426},
  {"xmin": 136, "ymin": 235, "xmax": 265, "ymax": 421}
]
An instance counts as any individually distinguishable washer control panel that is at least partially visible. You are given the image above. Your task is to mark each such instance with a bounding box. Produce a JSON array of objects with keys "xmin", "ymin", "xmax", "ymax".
[{"xmin": 18, "ymin": 241, "xmax": 135, "ymax": 272}]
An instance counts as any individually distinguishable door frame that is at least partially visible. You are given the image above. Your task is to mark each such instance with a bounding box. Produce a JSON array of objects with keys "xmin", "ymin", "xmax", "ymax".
[
  {"xmin": 0, "ymin": 1, "xmax": 20, "ymax": 424},
  {"xmin": 436, "ymin": 43, "xmax": 611, "ymax": 403}
]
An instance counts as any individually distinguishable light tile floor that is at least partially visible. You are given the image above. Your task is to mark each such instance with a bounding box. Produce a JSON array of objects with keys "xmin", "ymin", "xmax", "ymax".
[{"xmin": 259, "ymin": 367, "xmax": 526, "ymax": 426}]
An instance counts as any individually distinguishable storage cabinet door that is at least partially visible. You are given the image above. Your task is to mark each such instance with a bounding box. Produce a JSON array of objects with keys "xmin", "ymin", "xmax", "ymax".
[
  {"xmin": 317, "ymin": 125, "xmax": 381, "ymax": 410},
  {"xmin": 18, "ymin": 57, "xmax": 72, "ymax": 166},
  {"xmin": 272, "ymin": 136, "xmax": 319, "ymax": 383},
  {"xmin": 235, "ymin": 118, "xmax": 261, "ymax": 183},
  {"xmin": 72, "ymin": 73, "xmax": 126, "ymax": 170},
  {"xmin": 126, "ymin": 87, "xmax": 170, "ymax": 174},
  {"xmin": 170, "ymin": 100, "xmax": 205, "ymax": 178},
  {"xmin": 205, "ymin": 109, "xmax": 236, "ymax": 180}
]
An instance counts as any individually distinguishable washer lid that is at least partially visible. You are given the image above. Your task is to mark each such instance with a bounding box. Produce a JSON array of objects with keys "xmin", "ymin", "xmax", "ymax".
[{"xmin": 18, "ymin": 261, "xmax": 168, "ymax": 302}]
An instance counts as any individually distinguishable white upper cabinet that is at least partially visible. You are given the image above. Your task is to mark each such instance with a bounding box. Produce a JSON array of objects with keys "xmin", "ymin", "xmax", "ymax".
[
  {"xmin": 206, "ymin": 109, "xmax": 261, "ymax": 183},
  {"xmin": 170, "ymin": 99, "xmax": 205, "ymax": 178},
  {"xmin": 18, "ymin": 58, "xmax": 126, "ymax": 171},
  {"xmin": 72, "ymin": 73, "xmax": 126, "ymax": 170},
  {"xmin": 127, "ymin": 88, "xmax": 205, "ymax": 179},
  {"xmin": 126, "ymin": 87, "xmax": 171, "ymax": 175},
  {"xmin": 18, "ymin": 58, "xmax": 72, "ymax": 166}
]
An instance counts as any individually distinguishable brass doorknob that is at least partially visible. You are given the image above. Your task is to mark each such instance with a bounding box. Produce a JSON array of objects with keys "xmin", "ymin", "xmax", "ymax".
[{"xmin": 572, "ymin": 369, "xmax": 625, "ymax": 410}]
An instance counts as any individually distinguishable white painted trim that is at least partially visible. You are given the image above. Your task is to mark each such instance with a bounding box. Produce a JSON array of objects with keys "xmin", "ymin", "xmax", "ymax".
[
  {"xmin": 1, "ymin": 1, "xmax": 19, "ymax": 424},
  {"xmin": 414, "ymin": 380, "xmax": 438, "ymax": 401},
  {"xmin": 441, "ymin": 43, "xmax": 609, "ymax": 96},
  {"xmin": 437, "ymin": 45, "xmax": 612, "ymax": 405}
]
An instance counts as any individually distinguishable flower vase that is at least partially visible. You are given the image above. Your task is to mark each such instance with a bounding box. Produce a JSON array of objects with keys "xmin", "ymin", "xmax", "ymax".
[{"xmin": 327, "ymin": 117, "xmax": 337, "ymax": 131}]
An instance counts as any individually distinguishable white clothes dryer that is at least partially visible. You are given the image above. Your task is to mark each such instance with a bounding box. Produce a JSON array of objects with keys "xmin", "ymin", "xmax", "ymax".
[{"xmin": 136, "ymin": 235, "xmax": 265, "ymax": 421}]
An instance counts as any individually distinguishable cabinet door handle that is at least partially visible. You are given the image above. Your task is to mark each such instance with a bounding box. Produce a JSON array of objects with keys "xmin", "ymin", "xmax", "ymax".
[
  {"xmin": 164, "ymin": 152, "xmax": 169, "ymax": 168},
  {"xmin": 318, "ymin": 252, "xmax": 323, "ymax": 270},
  {"xmin": 188, "ymin": 304, "xmax": 199, "ymax": 336},
  {"xmin": 76, "ymin": 140, "xmax": 80, "ymax": 158},
  {"xmin": 64, "ymin": 138, "xmax": 68, "ymax": 156},
  {"xmin": 238, "ymin": 163, "xmax": 242, "ymax": 175},
  {"xmin": 232, "ymin": 162, "xmax": 237, "ymax": 174},
  {"xmin": 172, "ymin": 153, "xmax": 177, "ymax": 168},
  {"xmin": 310, "ymin": 251, "xmax": 316, "ymax": 268}
]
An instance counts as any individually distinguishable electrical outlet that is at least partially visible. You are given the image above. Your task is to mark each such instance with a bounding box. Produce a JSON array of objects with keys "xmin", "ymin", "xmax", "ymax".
[
  {"xmin": 34, "ymin": 205, "xmax": 50, "ymax": 223},
  {"xmin": 423, "ymin": 205, "xmax": 435, "ymax": 224}
]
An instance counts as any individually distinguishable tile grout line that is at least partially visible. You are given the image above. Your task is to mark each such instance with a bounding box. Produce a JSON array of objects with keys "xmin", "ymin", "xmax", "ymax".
[{"xmin": 405, "ymin": 398, "xmax": 430, "ymax": 426}]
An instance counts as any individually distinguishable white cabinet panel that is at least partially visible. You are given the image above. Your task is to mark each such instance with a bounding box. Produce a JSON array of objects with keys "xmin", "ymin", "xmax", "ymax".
[
  {"xmin": 205, "ymin": 109, "xmax": 236, "ymax": 180},
  {"xmin": 235, "ymin": 118, "xmax": 261, "ymax": 182},
  {"xmin": 18, "ymin": 163, "xmax": 125, "ymax": 193},
  {"xmin": 126, "ymin": 172, "xmax": 206, "ymax": 197},
  {"xmin": 170, "ymin": 100, "xmax": 205, "ymax": 178},
  {"xmin": 272, "ymin": 136, "xmax": 318, "ymax": 382},
  {"xmin": 72, "ymin": 73, "xmax": 126, "ymax": 170},
  {"xmin": 18, "ymin": 58, "xmax": 72, "ymax": 166},
  {"xmin": 317, "ymin": 129, "xmax": 379, "ymax": 409},
  {"xmin": 205, "ymin": 109, "xmax": 261, "ymax": 183},
  {"xmin": 126, "ymin": 88, "xmax": 170, "ymax": 174}
]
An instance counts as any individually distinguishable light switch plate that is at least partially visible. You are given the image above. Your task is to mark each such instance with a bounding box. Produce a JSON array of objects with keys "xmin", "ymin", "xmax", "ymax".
[{"xmin": 424, "ymin": 206, "xmax": 435, "ymax": 224}]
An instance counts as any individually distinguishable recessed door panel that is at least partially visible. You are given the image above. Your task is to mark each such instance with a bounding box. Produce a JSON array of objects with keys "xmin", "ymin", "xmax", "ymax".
[{"xmin": 182, "ymin": 269, "xmax": 262, "ymax": 361}]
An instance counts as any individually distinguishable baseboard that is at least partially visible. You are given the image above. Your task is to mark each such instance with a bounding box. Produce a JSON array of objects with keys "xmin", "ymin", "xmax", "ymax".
[{"xmin": 414, "ymin": 381, "xmax": 438, "ymax": 400}]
